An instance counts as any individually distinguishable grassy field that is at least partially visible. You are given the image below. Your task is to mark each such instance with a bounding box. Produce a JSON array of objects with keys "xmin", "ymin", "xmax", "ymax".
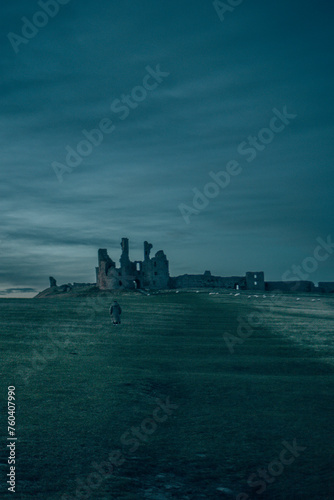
[{"xmin": 0, "ymin": 290, "xmax": 334, "ymax": 499}]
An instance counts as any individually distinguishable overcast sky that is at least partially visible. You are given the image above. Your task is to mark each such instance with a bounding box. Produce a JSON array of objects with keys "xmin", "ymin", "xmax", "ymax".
[{"xmin": 1, "ymin": 0, "xmax": 333, "ymax": 296}]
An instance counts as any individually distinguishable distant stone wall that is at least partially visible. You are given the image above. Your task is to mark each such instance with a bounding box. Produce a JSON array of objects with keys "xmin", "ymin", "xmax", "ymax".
[
  {"xmin": 265, "ymin": 281, "xmax": 315, "ymax": 293},
  {"xmin": 170, "ymin": 273, "xmax": 246, "ymax": 289},
  {"xmin": 72, "ymin": 282, "xmax": 95, "ymax": 288},
  {"xmin": 246, "ymin": 272, "xmax": 265, "ymax": 291},
  {"xmin": 318, "ymin": 282, "xmax": 334, "ymax": 293}
]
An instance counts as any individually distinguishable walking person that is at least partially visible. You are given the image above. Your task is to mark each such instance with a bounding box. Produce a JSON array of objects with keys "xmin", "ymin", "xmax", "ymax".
[{"xmin": 110, "ymin": 300, "xmax": 122, "ymax": 325}]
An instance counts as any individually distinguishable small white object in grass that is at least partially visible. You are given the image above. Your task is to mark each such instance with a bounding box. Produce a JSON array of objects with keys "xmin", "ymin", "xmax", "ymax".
[
  {"xmin": 234, "ymin": 293, "xmax": 240, "ymax": 296},
  {"xmin": 311, "ymin": 299, "xmax": 316, "ymax": 301},
  {"xmin": 263, "ymin": 295, "xmax": 266, "ymax": 298},
  {"xmin": 296, "ymin": 298, "xmax": 300, "ymax": 300},
  {"xmin": 196, "ymin": 290, "xmax": 199, "ymax": 293},
  {"xmin": 254, "ymin": 295, "xmax": 258, "ymax": 298},
  {"xmin": 176, "ymin": 291, "xmax": 179, "ymax": 294},
  {"xmin": 248, "ymin": 295, "xmax": 251, "ymax": 298}
]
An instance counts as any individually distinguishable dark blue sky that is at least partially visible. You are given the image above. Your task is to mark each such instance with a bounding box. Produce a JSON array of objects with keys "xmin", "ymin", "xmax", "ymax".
[{"xmin": 1, "ymin": 0, "xmax": 333, "ymax": 296}]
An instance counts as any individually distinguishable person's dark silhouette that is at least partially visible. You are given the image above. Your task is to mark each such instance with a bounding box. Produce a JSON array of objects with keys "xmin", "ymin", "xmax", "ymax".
[{"xmin": 110, "ymin": 301, "xmax": 122, "ymax": 325}]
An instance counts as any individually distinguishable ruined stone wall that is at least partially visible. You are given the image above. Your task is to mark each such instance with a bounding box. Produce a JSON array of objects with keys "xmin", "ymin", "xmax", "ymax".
[
  {"xmin": 265, "ymin": 281, "xmax": 316, "ymax": 293},
  {"xmin": 149, "ymin": 251, "xmax": 170, "ymax": 289},
  {"xmin": 170, "ymin": 273, "xmax": 246, "ymax": 289},
  {"xmin": 96, "ymin": 239, "xmax": 169, "ymax": 291},
  {"xmin": 318, "ymin": 282, "xmax": 334, "ymax": 293},
  {"xmin": 246, "ymin": 272, "xmax": 265, "ymax": 291},
  {"xmin": 97, "ymin": 249, "xmax": 116, "ymax": 290}
]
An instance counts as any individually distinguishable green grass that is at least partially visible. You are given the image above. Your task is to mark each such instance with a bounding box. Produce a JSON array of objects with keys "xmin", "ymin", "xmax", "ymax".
[{"xmin": 0, "ymin": 291, "xmax": 334, "ymax": 499}]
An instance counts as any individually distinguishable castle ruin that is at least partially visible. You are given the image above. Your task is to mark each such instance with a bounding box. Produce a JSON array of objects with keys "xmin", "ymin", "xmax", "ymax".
[
  {"xmin": 43, "ymin": 238, "xmax": 334, "ymax": 294},
  {"xmin": 96, "ymin": 238, "xmax": 169, "ymax": 290},
  {"xmin": 96, "ymin": 238, "xmax": 265, "ymax": 292}
]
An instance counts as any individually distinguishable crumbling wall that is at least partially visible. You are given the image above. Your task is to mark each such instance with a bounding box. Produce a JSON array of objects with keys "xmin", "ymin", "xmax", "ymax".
[
  {"xmin": 170, "ymin": 273, "xmax": 246, "ymax": 289},
  {"xmin": 149, "ymin": 250, "xmax": 170, "ymax": 289},
  {"xmin": 141, "ymin": 243, "xmax": 170, "ymax": 289},
  {"xmin": 97, "ymin": 249, "xmax": 116, "ymax": 290},
  {"xmin": 246, "ymin": 272, "xmax": 265, "ymax": 291},
  {"xmin": 265, "ymin": 281, "xmax": 315, "ymax": 293},
  {"xmin": 49, "ymin": 276, "xmax": 57, "ymax": 288},
  {"xmin": 96, "ymin": 238, "xmax": 170, "ymax": 291},
  {"xmin": 318, "ymin": 282, "xmax": 334, "ymax": 293}
]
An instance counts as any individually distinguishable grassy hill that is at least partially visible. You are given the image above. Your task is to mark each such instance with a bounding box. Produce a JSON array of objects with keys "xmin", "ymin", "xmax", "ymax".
[{"xmin": 0, "ymin": 291, "xmax": 333, "ymax": 499}]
